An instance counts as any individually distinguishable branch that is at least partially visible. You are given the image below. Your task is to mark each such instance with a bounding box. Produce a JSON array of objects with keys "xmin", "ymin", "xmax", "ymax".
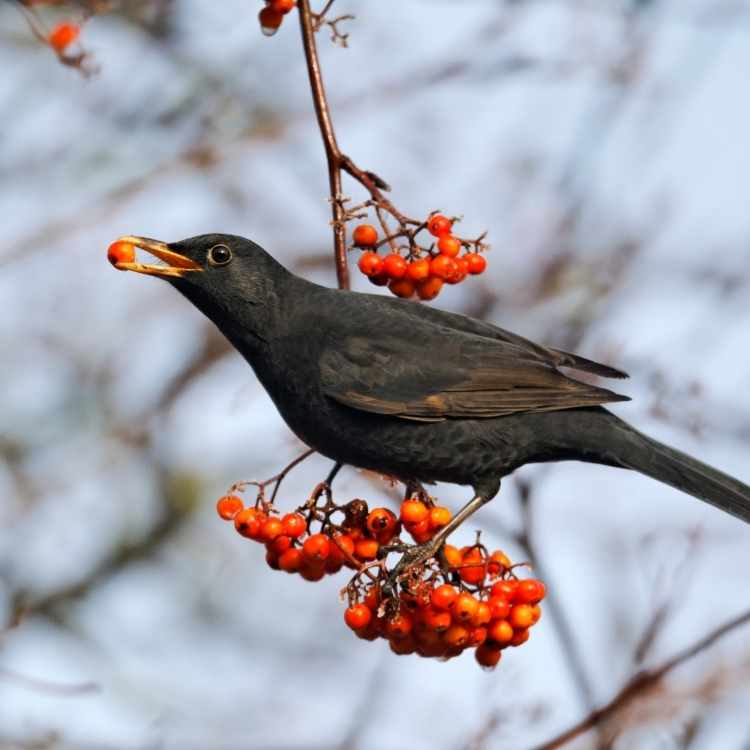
[
  {"xmin": 532, "ymin": 609, "xmax": 750, "ymax": 750},
  {"xmin": 297, "ymin": 0, "xmax": 348, "ymax": 290}
]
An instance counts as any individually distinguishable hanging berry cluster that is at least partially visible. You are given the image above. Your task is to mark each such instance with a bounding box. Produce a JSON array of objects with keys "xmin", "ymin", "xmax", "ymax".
[
  {"xmin": 353, "ymin": 213, "xmax": 488, "ymax": 301},
  {"xmin": 258, "ymin": 0, "xmax": 297, "ymax": 36},
  {"xmin": 216, "ymin": 487, "xmax": 544, "ymax": 669}
]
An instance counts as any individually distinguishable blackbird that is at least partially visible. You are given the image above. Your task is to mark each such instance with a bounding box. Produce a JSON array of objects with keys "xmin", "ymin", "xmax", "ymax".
[{"xmin": 113, "ymin": 233, "xmax": 750, "ymax": 558}]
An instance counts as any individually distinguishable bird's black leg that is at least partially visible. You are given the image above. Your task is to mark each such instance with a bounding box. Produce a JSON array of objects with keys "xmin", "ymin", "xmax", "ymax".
[{"xmin": 326, "ymin": 462, "xmax": 343, "ymax": 486}]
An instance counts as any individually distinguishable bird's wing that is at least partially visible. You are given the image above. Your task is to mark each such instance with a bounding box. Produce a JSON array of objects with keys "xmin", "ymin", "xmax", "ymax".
[
  {"xmin": 392, "ymin": 301, "xmax": 629, "ymax": 380},
  {"xmin": 319, "ymin": 319, "xmax": 629, "ymax": 422}
]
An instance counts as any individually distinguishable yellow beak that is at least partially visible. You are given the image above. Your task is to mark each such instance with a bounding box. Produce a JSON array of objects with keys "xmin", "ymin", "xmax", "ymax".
[{"xmin": 113, "ymin": 236, "xmax": 203, "ymax": 278}]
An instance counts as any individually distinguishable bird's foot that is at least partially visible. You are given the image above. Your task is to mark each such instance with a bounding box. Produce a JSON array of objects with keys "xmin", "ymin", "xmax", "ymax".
[{"xmin": 382, "ymin": 535, "xmax": 444, "ymax": 599}]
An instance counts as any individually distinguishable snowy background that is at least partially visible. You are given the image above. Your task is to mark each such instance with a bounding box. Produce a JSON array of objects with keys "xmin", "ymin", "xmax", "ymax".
[{"xmin": 1, "ymin": 1, "xmax": 750, "ymax": 749}]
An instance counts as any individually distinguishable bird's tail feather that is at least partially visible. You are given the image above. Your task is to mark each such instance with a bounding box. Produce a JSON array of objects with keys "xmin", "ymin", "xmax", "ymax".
[{"xmin": 588, "ymin": 410, "xmax": 750, "ymax": 524}]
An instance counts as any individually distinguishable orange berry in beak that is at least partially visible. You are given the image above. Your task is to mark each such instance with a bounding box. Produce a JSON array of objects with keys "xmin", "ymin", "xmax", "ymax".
[{"xmin": 107, "ymin": 241, "xmax": 136, "ymax": 269}]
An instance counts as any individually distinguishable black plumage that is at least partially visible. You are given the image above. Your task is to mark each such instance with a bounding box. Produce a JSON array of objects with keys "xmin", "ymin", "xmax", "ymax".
[{"xmin": 115, "ymin": 233, "xmax": 750, "ymax": 531}]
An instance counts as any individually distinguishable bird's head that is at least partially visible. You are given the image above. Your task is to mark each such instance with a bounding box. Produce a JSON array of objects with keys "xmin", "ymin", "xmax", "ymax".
[{"xmin": 111, "ymin": 233, "xmax": 291, "ymax": 341}]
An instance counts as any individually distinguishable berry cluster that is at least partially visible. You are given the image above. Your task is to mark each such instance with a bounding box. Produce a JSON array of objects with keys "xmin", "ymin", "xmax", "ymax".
[
  {"xmin": 258, "ymin": 0, "xmax": 297, "ymax": 36},
  {"xmin": 217, "ymin": 494, "xmax": 405, "ymax": 581},
  {"xmin": 354, "ymin": 214, "xmax": 488, "ymax": 301},
  {"xmin": 344, "ymin": 555, "xmax": 545, "ymax": 667},
  {"xmin": 216, "ymin": 487, "xmax": 545, "ymax": 669}
]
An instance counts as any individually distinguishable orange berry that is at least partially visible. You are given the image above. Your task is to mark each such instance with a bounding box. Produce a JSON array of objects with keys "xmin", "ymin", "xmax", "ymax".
[
  {"xmin": 422, "ymin": 607, "xmax": 452, "ymax": 633},
  {"xmin": 368, "ymin": 272, "xmax": 389, "ymax": 286},
  {"xmin": 488, "ymin": 596, "xmax": 511, "ymax": 621},
  {"xmin": 465, "ymin": 253, "xmax": 487, "ymax": 275},
  {"xmin": 471, "ymin": 602, "xmax": 492, "ymax": 628},
  {"xmin": 269, "ymin": 0, "xmax": 296, "ymax": 13},
  {"xmin": 344, "ymin": 603, "xmax": 372, "ymax": 630},
  {"xmin": 329, "ymin": 533, "xmax": 356, "ymax": 567},
  {"xmin": 357, "ymin": 619, "xmax": 383, "ymax": 641},
  {"xmin": 509, "ymin": 604, "xmax": 536, "ymax": 629},
  {"xmin": 265, "ymin": 549, "xmax": 280, "ymax": 570},
  {"xmin": 388, "ymin": 277, "xmax": 415, "ymax": 298},
  {"xmin": 260, "ymin": 517, "xmax": 284, "ymax": 543},
  {"xmin": 431, "ymin": 584, "xmax": 458, "ymax": 611},
  {"xmin": 428, "ymin": 506, "xmax": 451, "ymax": 530},
  {"xmin": 429, "ymin": 254, "xmax": 458, "ymax": 281},
  {"xmin": 357, "ymin": 251, "xmax": 383, "ymax": 277},
  {"xmin": 49, "ymin": 22, "xmax": 80, "ymax": 52},
  {"xmin": 386, "ymin": 612, "xmax": 414, "ymax": 640},
  {"xmin": 437, "ymin": 235, "xmax": 461, "ymax": 257},
  {"xmin": 405, "ymin": 518, "xmax": 431, "ymax": 539},
  {"xmin": 487, "ymin": 619, "xmax": 514, "ymax": 645},
  {"xmin": 354, "ymin": 537, "xmax": 379, "ymax": 561},
  {"xmin": 487, "ymin": 550, "xmax": 512, "ymax": 577},
  {"xmin": 299, "ymin": 560, "xmax": 326, "ymax": 581},
  {"xmin": 107, "ymin": 240, "xmax": 136, "ymax": 269},
  {"xmin": 268, "ymin": 534, "xmax": 292, "ymax": 555},
  {"xmin": 216, "ymin": 495, "xmax": 243, "ymax": 520},
  {"xmin": 410, "ymin": 527, "xmax": 434, "ymax": 544},
  {"xmin": 459, "ymin": 548, "xmax": 487, "ymax": 585},
  {"xmin": 365, "ymin": 507, "xmax": 398, "ymax": 542},
  {"xmin": 427, "ymin": 214, "xmax": 453, "ymax": 237},
  {"xmin": 258, "ymin": 6, "xmax": 284, "ymax": 32},
  {"xmin": 382, "ymin": 253, "xmax": 407, "ymax": 279},
  {"xmin": 514, "ymin": 579, "xmax": 546, "ymax": 605},
  {"xmin": 467, "ymin": 626, "xmax": 488, "ymax": 647},
  {"xmin": 281, "ymin": 512, "xmax": 306, "ymax": 539},
  {"xmin": 400, "ymin": 498, "xmax": 429, "ymax": 524},
  {"xmin": 352, "ymin": 224, "xmax": 378, "ymax": 247},
  {"xmin": 278, "ymin": 547, "xmax": 303, "ymax": 573},
  {"xmin": 389, "ymin": 635, "xmax": 417, "ymax": 655},
  {"xmin": 445, "ymin": 256, "xmax": 469, "ymax": 285},
  {"xmin": 443, "ymin": 544, "xmax": 463, "ymax": 569},
  {"xmin": 258, "ymin": 7, "xmax": 284, "ymax": 34},
  {"xmin": 452, "ymin": 592, "xmax": 479, "ymax": 623},
  {"xmin": 530, "ymin": 605, "xmax": 542, "ymax": 625},
  {"xmin": 324, "ymin": 556, "xmax": 343, "ymax": 575},
  {"xmin": 416, "ymin": 275, "xmax": 443, "ymax": 300},
  {"xmin": 475, "ymin": 643, "xmax": 502, "ymax": 668},
  {"xmin": 406, "ymin": 258, "xmax": 431, "ymax": 282},
  {"xmin": 302, "ymin": 533, "xmax": 330, "ymax": 562},
  {"xmin": 234, "ymin": 508, "xmax": 266, "ymax": 540},
  {"xmin": 509, "ymin": 628, "xmax": 530, "ymax": 647},
  {"xmin": 442, "ymin": 624, "xmax": 469, "ymax": 649},
  {"xmin": 491, "ymin": 579, "xmax": 519, "ymax": 600}
]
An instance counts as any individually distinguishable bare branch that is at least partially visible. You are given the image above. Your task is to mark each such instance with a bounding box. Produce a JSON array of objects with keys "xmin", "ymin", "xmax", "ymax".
[{"xmin": 532, "ymin": 609, "xmax": 750, "ymax": 750}]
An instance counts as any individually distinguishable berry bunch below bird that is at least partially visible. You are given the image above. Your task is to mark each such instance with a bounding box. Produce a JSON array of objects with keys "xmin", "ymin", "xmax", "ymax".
[{"xmin": 216, "ymin": 482, "xmax": 545, "ymax": 669}]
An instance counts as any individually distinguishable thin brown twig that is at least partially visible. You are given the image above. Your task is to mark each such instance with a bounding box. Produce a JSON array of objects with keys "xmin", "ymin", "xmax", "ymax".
[
  {"xmin": 531, "ymin": 609, "xmax": 750, "ymax": 750},
  {"xmin": 297, "ymin": 0, "xmax": 349, "ymax": 290},
  {"xmin": 231, "ymin": 446, "xmax": 316, "ymax": 505}
]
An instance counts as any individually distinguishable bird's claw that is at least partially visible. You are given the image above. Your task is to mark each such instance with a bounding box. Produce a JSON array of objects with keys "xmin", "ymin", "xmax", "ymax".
[{"xmin": 382, "ymin": 537, "xmax": 443, "ymax": 599}]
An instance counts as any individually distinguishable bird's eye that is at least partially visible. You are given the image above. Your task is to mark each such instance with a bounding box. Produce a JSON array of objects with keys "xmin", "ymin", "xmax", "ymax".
[{"xmin": 208, "ymin": 244, "xmax": 232, "ymax": 266}]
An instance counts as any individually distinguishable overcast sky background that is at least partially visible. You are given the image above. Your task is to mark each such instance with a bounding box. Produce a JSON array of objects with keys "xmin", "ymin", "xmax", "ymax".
[{"xmin": 1, "ymin": 1, "xmax": 750, "ymax": 749}]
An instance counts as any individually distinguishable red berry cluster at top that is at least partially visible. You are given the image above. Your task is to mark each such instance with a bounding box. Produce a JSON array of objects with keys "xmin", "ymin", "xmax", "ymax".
[
  {"xmin": 258, "ymin": 0, "xmax": 297, "ymax": 36},
  {"xmin": 216, "ymin": 490, "xmax": 544, "ymax": 669},
  {"xmin": 354, "ymin": 214, "xmax": 488, "ymax": 301}
]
